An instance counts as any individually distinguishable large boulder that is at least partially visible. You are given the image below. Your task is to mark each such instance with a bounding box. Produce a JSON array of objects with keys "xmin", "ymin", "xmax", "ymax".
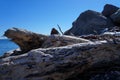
[
  {"xmin": 111, "ymin": 9, "xmax": 120, "ymax": 25},
  {"xmin": 102, "ymin": 4, "xmax": 119, "ymax": 17},
  {"xmin": 64, "ymin": 10, "xmax": 114, "ymax": 36}
]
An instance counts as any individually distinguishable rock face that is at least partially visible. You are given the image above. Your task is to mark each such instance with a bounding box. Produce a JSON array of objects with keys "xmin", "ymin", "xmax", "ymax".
[
  {"xmin": 111, "ymin": 9, "xmax": 120, "ymax": 25},
  {"xmin": 102, "ymin": 4, "xmax": 119, "ymax": 17},
  {"xmin": 4, "ymin": 28, "xmax": 89, "ymax": 53},
  {"xmin": 64, "ymin": 10, "xmax": 114, "ymax": 36},
  {"xmin": 0, "ymin": 41, "xmax": 120, "ymax": 80}
]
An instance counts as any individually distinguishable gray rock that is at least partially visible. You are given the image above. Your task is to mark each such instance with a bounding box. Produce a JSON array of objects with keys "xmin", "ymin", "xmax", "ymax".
[
  {"xmin": 111, "ymin": 9, "xmax": 120, "ymax": 25},
  {"xmin": 102, "ymin": 4, "xmax": 119, "ymax": 17},
  {"xmin": 64, "ymin": 10, "xmax": 114, "ymax": 36},
  {"xmin": 50, "ymin": 28, "xmax": 60, "ymax": 35}
]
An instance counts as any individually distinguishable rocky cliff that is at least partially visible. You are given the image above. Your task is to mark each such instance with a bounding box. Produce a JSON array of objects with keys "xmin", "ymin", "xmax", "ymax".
[{"xmin": 64, "ymin": 4, "xmax": 120, "ymax": 36}]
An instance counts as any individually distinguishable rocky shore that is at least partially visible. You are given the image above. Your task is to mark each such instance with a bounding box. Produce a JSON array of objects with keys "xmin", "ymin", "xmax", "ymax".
[{"xmin": 0, "ymin": 4, "xmax": 120, "ymax": 80}]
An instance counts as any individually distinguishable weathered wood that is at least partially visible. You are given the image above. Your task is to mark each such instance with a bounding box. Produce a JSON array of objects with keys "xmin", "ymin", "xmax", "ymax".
[
  {"xmin": 4, "ymin": 28, "xmax": 90, "ymax": 53},
  {"xmin": 4, "ymin": 28, "xmax": 48, "ymax": 53},
  {"xmin": 0, "ymin": 41, "xmax": 120, "ymax": 80}
]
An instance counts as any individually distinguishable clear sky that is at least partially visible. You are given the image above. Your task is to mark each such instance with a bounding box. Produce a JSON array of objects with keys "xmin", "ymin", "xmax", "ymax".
[{"xmin": 0, "ymin": 0, "xmax": 120, "ymax": 37}]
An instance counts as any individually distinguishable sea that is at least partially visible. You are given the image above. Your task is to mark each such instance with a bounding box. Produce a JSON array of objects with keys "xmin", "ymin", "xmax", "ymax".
[{"xmin": 0, "ymin": 39, "xmax": 19, "ymax": 56}]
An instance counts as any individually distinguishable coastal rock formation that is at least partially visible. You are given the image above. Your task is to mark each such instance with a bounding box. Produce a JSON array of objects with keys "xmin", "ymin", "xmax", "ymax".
[
  {"xmin": 0, "ymin": 41, "xmax": 120, "ymax": 80},
  {"xmin": 111, "ymin": 9, "xmax": 120, "ymax": 25},
  {"xmin": 4, "ymin": 28, "xmax": 89, "ymax": 53},
  {"xmin": 102, "ymin": 4, "xmax": 119, "ymax": 17},
  {"xmin": 64, "ymin": 10, "xmax": 114, "ymax": 36}
]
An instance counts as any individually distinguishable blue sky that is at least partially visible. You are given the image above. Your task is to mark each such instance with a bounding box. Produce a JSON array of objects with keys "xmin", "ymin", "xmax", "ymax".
[{"xmin": 0, "ymin": 0, "xmax": 120, "ymax": 37}]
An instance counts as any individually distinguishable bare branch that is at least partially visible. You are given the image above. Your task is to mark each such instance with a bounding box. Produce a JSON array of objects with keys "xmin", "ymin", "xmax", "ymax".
[{"xmin": 57, "ymin": 24, "xmax": 64, "ymax": 35}]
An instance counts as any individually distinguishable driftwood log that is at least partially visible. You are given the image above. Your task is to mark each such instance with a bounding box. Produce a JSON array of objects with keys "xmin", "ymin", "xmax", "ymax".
[
  {"xmin": 1, "ymin": 28, "xmax": 120, "ymax": 80},
  {"xmin": 0, "ymin": 40, "xmax": 120, "ymax": 80},
  {"xmin": 4, "ymin": 28, "xmax": 47, "ymax": 53},
  {"xmin": 4, "ymin": 28, "xmax": 89, "ymax": 53}
]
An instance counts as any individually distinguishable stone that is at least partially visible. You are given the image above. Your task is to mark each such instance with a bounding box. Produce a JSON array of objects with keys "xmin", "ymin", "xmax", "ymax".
[
  {"xmin": 50, "ymin": 28, "xmax": 60, "ymax": 35},
  {"xmin": 64, "ymin": 10, "xmax": 114, "ymax": 36},
  {"xmin": 102, "ymin": 4, "xmax": 119, "ymax": 17},
  {"xmin": 111, "ymin": 9, "xmax": 120, "ymax": 25},
  {"xmin": 0, "ymin": 41, "xmax": 120, "ymax": 80}
]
